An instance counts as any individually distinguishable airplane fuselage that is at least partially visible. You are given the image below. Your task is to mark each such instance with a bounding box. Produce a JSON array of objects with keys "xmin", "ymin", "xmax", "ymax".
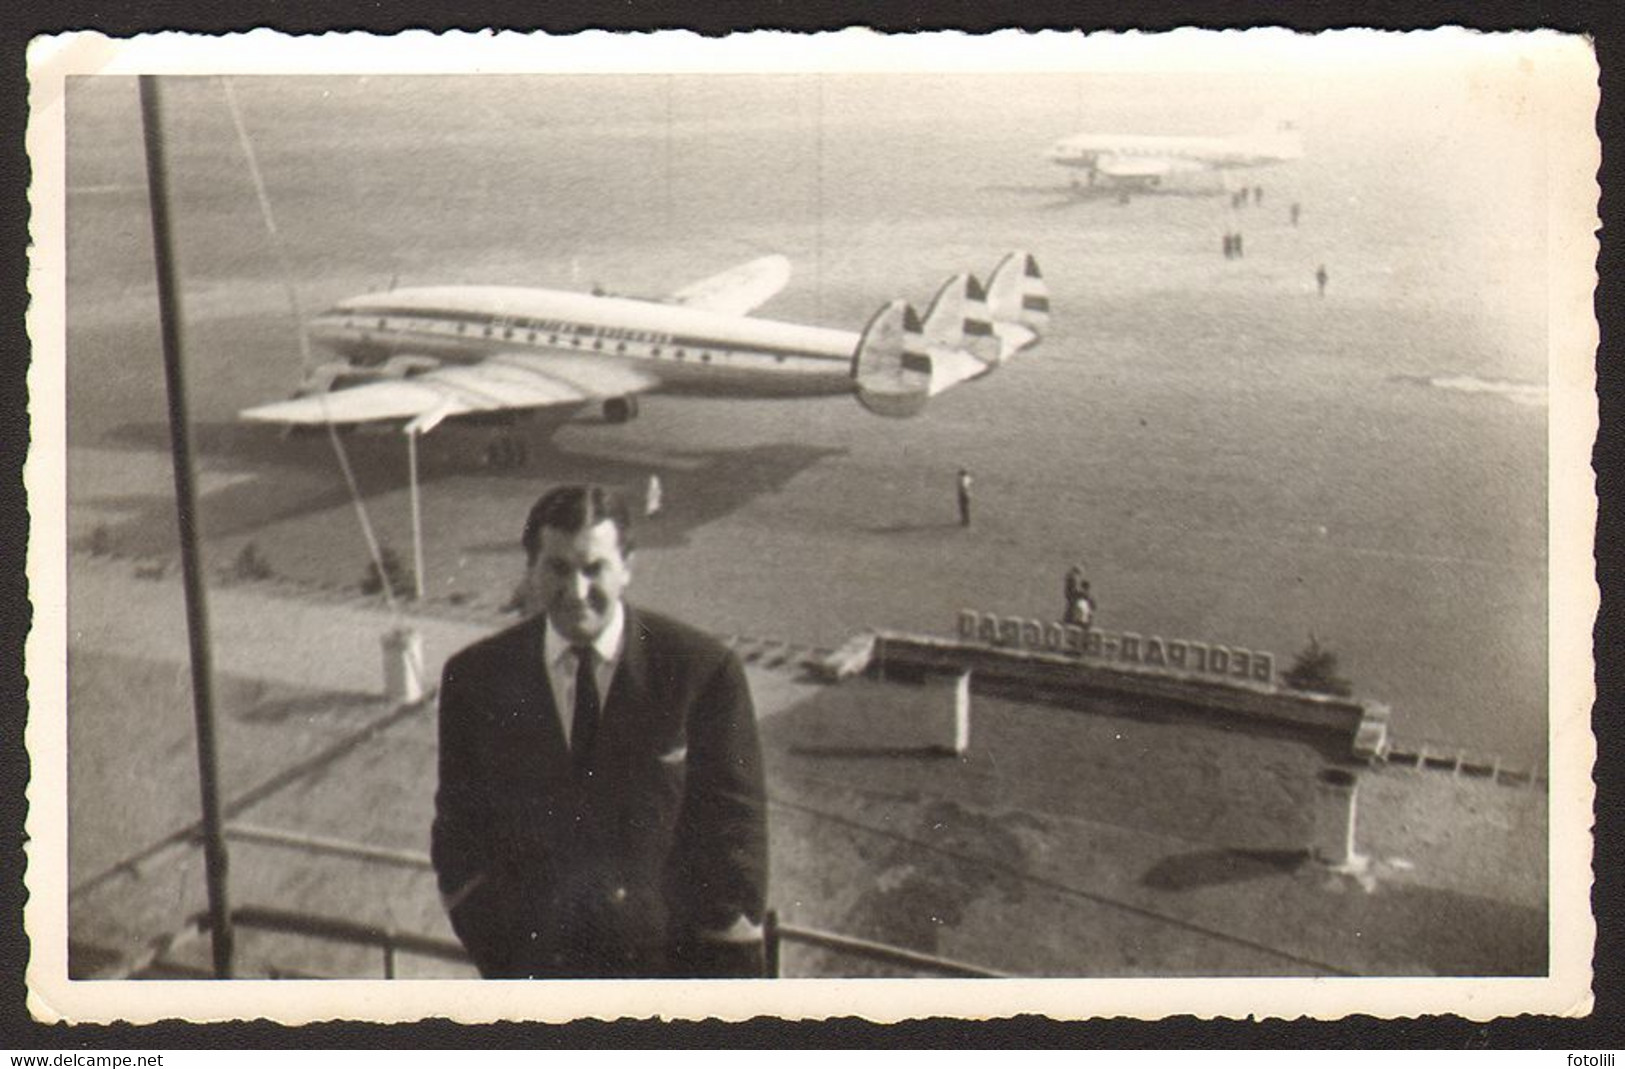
[
  {"xmin": 1044, "ymin": 115, "xmax": 1305, "ymax": 191},
  {"xmin": 1047, "ymin": 132, "xmax": 1300, "ymax": 172},
  {"xmin": 310, "ymin": 285, "xmax": 862, "ymax": 399}
]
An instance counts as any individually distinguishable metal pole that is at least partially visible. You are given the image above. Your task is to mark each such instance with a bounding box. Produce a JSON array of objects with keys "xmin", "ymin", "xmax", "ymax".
[
  {"xmin": 407, "ymin": 429, "xmax": 424, "ymax": 600},
  {"xmin": 138, "ymin": 75, "xmax": 234, "ymax": 978}
]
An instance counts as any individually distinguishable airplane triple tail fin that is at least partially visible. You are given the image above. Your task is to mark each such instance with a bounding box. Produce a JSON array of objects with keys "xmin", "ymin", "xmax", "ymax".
[
  {"xmin": 921, "ymin": 272, "xmax": 1001, "ymax": 366},
  {"xmin": 985, "ymin": 250, "xmax": 1049, "ymax": 358},
  {"xmin": 852, "ymin": 299, "xmax": 932, "ymax": 418}
]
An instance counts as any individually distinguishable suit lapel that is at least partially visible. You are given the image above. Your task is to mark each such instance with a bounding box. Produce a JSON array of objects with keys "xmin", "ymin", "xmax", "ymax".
[
  {"xmin": 607, "ymin": 604, "xmax": 650, "ymax": 712},
  {"xmin": 594, "ymin": 604, "xmax": 654, "ymax": 760},
  {"xmin": 510, "ymin": 614, "xmax": 569, "ymax": 761}
]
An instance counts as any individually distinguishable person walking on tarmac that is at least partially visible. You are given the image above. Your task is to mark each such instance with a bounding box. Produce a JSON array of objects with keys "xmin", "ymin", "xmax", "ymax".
[
  {"xmin": 644, "ymin": 473, "xmax": 663, "ymax": 517},
  {"xmin": 1316, "ymin": 263, "xmax": 1329, "ymax": 296},
  {"xmin": 956, "ymin": 468, "xmax": 974, "ymax": 528}
]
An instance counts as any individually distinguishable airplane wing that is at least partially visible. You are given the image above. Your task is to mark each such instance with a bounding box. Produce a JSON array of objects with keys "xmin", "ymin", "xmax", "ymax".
[
  {"xmin": 1096, "ymin": 155, "xmax": 1210, "ymax": 179},
  {"xmin": 239, "ymin": 352, "xmax": 661, "ymax": 426},
  {"xmin": 666, "ymin": 254, "xmax": 792, "ymax": 316}
]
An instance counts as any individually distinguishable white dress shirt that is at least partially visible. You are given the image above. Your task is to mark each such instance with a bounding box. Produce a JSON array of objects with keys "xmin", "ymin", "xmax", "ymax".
[{"xmin": 542, "ymin": 605, "xmax": 625, "ymax": 747}]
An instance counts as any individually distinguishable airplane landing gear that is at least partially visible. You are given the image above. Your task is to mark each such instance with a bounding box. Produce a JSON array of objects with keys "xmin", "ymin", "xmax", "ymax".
[{"xmin": 484, "ymin": 433, "xmax": 529, "ymax": 470}]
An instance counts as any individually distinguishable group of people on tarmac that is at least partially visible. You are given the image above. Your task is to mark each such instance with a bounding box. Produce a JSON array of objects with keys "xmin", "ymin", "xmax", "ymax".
[
  {"xmin": 1063, "ymin": 562, "xmax": 1095, "ymax": 630},
  {"xmin": 1222, "ymin": 186, "xmax": 1266, "ymax": 259},
  {"xmin": 952, "ymin": 470, "xmax": 1096, "ymax": 631},
  {"xmin": 1220, "ymin": 189, "xmax": 1330, "ymax": 296}
]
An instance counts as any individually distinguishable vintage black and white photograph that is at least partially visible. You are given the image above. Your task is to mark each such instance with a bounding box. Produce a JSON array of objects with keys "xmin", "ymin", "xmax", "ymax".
[{"xmin": 25, "ymin": 29, "xmax": 1597, "ymax": 1022}]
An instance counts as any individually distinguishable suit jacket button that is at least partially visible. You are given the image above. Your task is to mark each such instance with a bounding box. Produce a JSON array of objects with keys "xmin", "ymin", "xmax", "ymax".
[{"xmin": 611, "ymin": 886, "xmax": 628, "ymax": 904}]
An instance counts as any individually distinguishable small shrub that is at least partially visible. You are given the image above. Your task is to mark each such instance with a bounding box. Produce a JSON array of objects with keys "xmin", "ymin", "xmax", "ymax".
[
  {"xmin": 360, "ymin": 545, "xmax": 415, "ymax": 599},
  {"xmin": 232, "ymin": 542, "xmax": 274, "ymax": 582},
  {"xmin": 1281, "ymin": 633, "xmax": 1354, "ymax": 697},
  {"xmin": 86, "ymin": 524, "xmax": 113, "ymax": 557}
]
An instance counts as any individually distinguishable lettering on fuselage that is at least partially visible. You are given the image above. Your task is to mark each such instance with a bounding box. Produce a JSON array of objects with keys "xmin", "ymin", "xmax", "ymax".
[
  {"xmin": 342, "ymin": 306, "xmax": 677, "ymax": 348},
  {"xmin": 325, "ymin": 306, "xmax": 844, "ymax": 374},
  {"xmin": 956, "ymin": 609, "xmax": 1276, "ymax": 684}
]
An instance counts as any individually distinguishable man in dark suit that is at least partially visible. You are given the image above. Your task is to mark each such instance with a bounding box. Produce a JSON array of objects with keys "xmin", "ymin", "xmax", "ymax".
[{"xmin": 431, "ymin": 484, "xmax": 768, "ymax": 978}]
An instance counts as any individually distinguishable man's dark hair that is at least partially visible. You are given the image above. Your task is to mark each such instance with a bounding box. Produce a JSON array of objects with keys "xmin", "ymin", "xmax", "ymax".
[{"xmin": 522, "ymin": 484, "xmax": 634, "ymax": 563}]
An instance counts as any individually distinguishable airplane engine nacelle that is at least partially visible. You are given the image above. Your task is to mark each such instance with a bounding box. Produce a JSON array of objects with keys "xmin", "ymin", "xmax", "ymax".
[
  {"xmin": 851, "ymin": 299, "xmax": 931, "ymax": 419},
  {"xmin": 294, "ymin": 355, "xmax": 440, "ymax": 397},
  {"xmin": 293, "ymin": 361, "xmax": 358, "ymax": 397},
  {"xmin": 603, "ymin": 395, "xmax": 641, "ymax": 423},
  {"xmin": 378, "ymin": 354, "xmax": 441, "ymax": 379}
]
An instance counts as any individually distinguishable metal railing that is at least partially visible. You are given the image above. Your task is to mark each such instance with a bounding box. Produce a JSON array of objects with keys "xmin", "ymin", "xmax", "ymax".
[
  {"xmin": 205, "ymin": 903, "xmax": 1010, "ymax": 980},
  {"xmin": 765, "ymin": 913, "xmax": 1008, "ymax": 977},
  {"xmin": 197, "ymin": 821, "xmax": 1010, "ymax": 979},
  {"xmin": 229, "ymin": 905, "xmax": 468, "ymax": 979}
]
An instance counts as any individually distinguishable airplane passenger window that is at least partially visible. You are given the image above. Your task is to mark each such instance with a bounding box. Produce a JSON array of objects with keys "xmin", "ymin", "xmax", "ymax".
[
  {"xmin": 548, "ymin": 334, "xmax": 558, "ymax": 345},
  {"xmin": 700, "ymin": 352, "xmax": 711, "ymax": 362},
  {"xmin": 616, "ymin": 342, "xmax": 626, "ymax": 354},
  {"xmin": 652, "ymin": 347, "xmax": 662, "ymax": 358},
  {"xmin": 675, "ymin": 349, "xmax": 686, "ymax": 360},
  {"xmin": 527, "ymin": 331, "xmax": 536, "ymax": 343}
]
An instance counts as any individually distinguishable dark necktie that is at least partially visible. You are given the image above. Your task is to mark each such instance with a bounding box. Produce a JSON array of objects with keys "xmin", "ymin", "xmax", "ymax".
[{"xmin": 571, "ymin": 646, "xmax": 600, "ymax": 770}]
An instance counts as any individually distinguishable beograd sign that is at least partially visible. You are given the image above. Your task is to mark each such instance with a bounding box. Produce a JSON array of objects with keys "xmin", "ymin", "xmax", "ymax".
[{"xmin": 957, "ymin": 610, "xmax": 1276, "ymax": 685}]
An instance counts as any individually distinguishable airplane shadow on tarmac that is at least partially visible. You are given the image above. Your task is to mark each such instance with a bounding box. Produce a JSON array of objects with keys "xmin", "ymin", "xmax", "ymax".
[
  {"xmin": 1140, "ymin": 847, "xmax": 1310, "ymax": 893},
  {"xmin": 92, "ymin": 419, "xmax": 843, "ymax": 558},
  {"xmin": 857, "ymin": 520, "xmax": 965, "ymax": 536},
  {"xmin": 981, "ymin": 181, "xmax": 1226, "ymax": 211}
]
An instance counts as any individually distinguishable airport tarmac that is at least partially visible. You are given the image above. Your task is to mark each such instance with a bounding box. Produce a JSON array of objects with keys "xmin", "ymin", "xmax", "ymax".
[
  {"xmin": 58, "ymin": 72, "xmax": 1554, "ymax": 768},
  {"xmin": 65, "ymin": 553, "xmax": 1547, "ymax": 980}
]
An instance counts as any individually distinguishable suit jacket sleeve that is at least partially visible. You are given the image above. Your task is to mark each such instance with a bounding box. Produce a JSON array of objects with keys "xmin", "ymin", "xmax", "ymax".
[
  {"xmin": 669, "ymin": 648, "xmax": 769, "ymax": 938},
  {"xmin": 430, "ymin": 650, "xmax": 513, "ymax": 975}
]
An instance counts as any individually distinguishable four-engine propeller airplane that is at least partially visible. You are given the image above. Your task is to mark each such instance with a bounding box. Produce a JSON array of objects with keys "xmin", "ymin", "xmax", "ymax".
[
  {"xmin": 240, "ymin": 250, "xmax": 1049, "ymax": 466},
  {"xmin": 1045, "ymin": 115, "xmax": 1303, "ymax": 195}
]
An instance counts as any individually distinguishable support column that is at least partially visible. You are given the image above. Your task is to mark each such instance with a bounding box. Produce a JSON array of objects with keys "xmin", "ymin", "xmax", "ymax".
[
  {"xmin": 949, "ymin": 669, "xmax": 970, "ymax": 756},
  {"xmin": 1311, "ymin": 767, "xmax": 1364, "ymax": 870},
  {"xmin": 382, "ymin": 627, "xmax": 425, "ymax": 705}
]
